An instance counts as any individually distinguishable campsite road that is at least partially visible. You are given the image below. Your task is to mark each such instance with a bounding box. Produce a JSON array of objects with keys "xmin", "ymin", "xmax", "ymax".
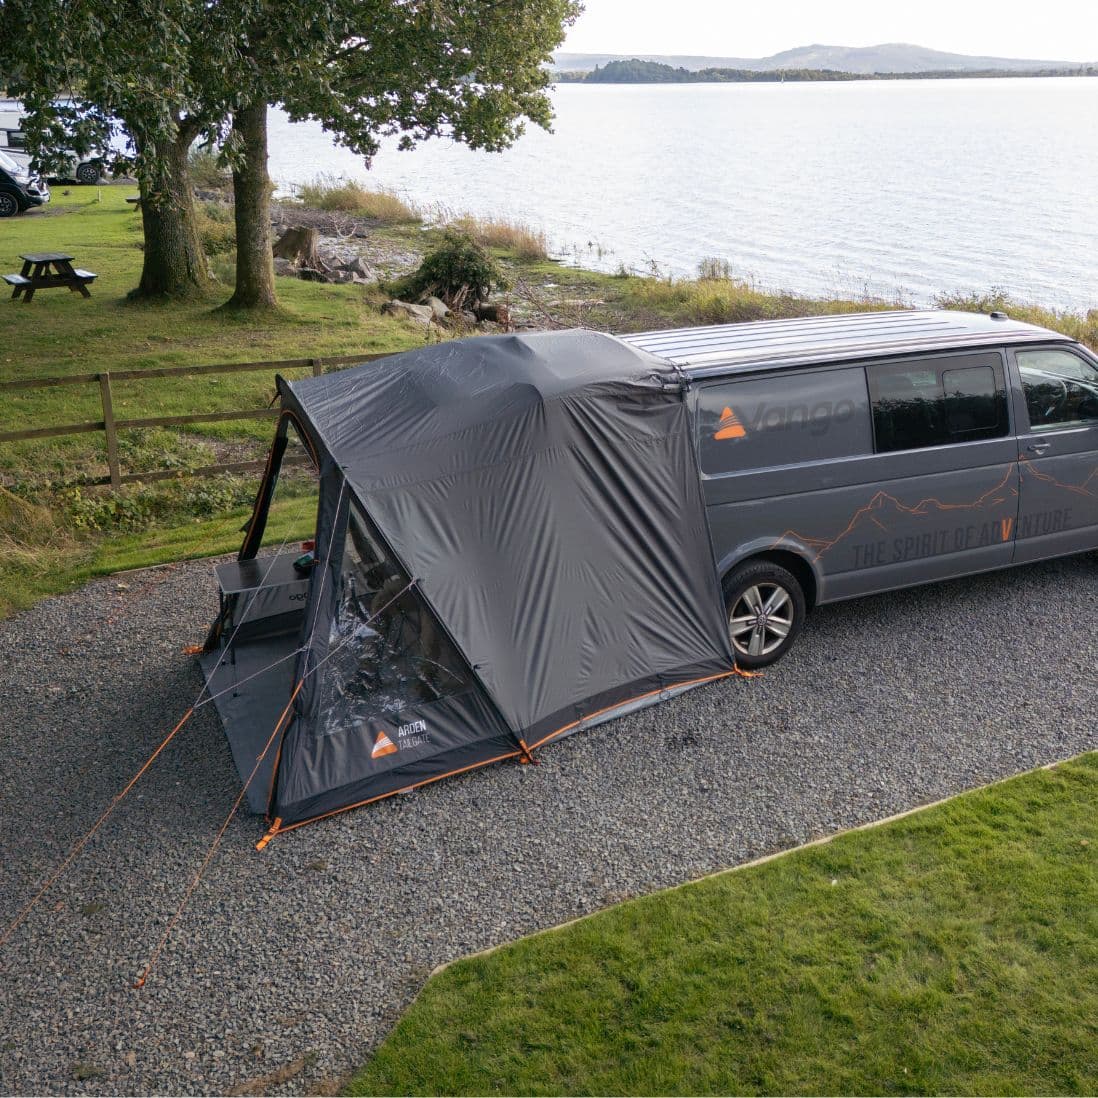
[{"xmin": 1, "ymin": 553, "xmax": 1096, "ymax": 1095}]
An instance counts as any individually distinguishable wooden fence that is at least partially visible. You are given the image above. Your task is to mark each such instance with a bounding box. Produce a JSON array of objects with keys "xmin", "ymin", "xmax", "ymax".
[{"xmin": 0, "ymin": 351, "xmax": 391, "ymax": 490}]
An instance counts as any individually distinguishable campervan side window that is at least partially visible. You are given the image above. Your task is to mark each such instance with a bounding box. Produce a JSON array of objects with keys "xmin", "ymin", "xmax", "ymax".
[
  {"xmin": 697, "ymin": 366, "xmax": 872, "ymax": 474},
  {"xmin": 5, "ymin": 130, "xmax": 27, "ymax": 149},
  {"xmin": 867, "ymin": 353, "xmax": 1008, "ymax": 454}
]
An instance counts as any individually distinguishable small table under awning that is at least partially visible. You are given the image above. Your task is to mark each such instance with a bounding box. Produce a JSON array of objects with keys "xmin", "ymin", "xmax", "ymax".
[{"xmin": 214, "ymin": 553, "xmax": 311, "ymax": 636}]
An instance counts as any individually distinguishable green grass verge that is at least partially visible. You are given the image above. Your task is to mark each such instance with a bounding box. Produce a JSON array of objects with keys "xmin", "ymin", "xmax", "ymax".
[
  {"xmin": 349, "ymin": 755, "xmax": 1098, "ymax": 1097},
  {"xmin": 0, "ymin": 489, "xmax": 316, "ymax": 617}
]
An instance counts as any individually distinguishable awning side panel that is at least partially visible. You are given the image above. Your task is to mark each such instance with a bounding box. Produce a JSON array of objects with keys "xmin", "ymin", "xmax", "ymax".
[
  {"xmin": 273, "ymin": 691, "xmax": 518, "ymax": 826},
  {"xmin": 271, "ymin": 494, "xmax": 518, "ymax": 824}
]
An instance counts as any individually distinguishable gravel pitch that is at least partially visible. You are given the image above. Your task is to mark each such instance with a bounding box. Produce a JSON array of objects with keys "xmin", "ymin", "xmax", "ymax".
[{"xmin": 1, "ymin": 552, "xmax": 1096, "ymax": 1095}]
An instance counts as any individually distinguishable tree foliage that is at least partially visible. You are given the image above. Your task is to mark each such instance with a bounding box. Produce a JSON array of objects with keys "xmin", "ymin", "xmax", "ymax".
[{"xmin": 0, "ymin": 0, "xmax": 581, "ymax": 304}]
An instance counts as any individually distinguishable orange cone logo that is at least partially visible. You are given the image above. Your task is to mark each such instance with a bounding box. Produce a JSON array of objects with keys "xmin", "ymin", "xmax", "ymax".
[
  {"xmin": 371, "ymin": 730, "xmax": 398, "ymax": 759},
  {"xmin": 714, "ymin": 407, "xmax": 746, "ymax": 440}
]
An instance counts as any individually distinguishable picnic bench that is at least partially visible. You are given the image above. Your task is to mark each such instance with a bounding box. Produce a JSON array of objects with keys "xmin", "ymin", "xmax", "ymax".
[{"xmin": 4, "ymin": 253, "xmax": 97, "ymax": 302}]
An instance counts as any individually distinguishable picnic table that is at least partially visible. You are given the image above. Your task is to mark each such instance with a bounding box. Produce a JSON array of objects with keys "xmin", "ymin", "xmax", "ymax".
[{"xmin": 4, "ymin": 252, "xmax": 97, "ymax": 302}]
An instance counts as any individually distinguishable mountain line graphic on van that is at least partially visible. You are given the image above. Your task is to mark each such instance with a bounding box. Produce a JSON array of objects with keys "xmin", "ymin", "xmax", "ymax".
[
  {"xmin": 1020, "ymin": 453, "xmax": 1098, "ymax": 498},
  {"xmin": 713, "ymin": 407, "xmax": 747, "ymax": 440},
  {"xmin": 770, "ymin": 465, "xmax": 1017, "ymax": 561},
  {"xmin": 769, "ymin": 458, "xmax": 1098, "ymax": 565},
  {"xmin": 371, "ymin": 730, "xmax": 398, "ymax": 759}
]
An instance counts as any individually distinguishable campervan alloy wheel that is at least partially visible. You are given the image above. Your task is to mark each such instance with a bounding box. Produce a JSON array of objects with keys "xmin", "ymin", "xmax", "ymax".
[
  {"xmin": 723, "ymin": 559, "xmax": 806, "ymax": 669},
  {"xmin": 0, "ymin": 192, "xmax": 18, "ymax": 217},
  {"xmin": 75, "ymin": 161, "xmax": 102, "ymax": 184}
]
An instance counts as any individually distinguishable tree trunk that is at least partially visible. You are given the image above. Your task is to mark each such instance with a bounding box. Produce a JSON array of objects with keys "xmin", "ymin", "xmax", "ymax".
[
  {"xmin": 225, "ymin": 101, "xmax": 277, "ymax": 309},
  {"xmin": 134, "ymin": 129, "xmax": 210, "ymax": 299},
  {"xmin": 273, "ymin": 226, "xmax": 323, "ymax": 269}
]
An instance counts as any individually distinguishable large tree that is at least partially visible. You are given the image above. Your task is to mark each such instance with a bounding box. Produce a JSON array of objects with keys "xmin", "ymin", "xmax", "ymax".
[
  {"xmin": 0, "ymin": 0, "xmax": 220, "ymax": 298},
  {"xmin": 215, "ymin": 2, "xmax": 355, "ymax": 310},
  {"xmin": 222, "ymin": 0, "xmax": 581, "ymax": 309},
  {"xmin": 0, "ymin": 0, "xmax": 580, "ymax": 306}
]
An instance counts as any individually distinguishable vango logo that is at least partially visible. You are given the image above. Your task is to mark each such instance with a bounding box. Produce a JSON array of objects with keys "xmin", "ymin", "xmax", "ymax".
[
  {"xmin": 371, "ymin": 730, "xmax": 398, "ymax": 759},
  {"xmin": 714, "ymin": 406, "xmax": 747, "ymax": 441}
]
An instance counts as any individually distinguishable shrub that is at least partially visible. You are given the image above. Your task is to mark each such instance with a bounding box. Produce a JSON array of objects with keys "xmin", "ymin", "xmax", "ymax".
[
  {"xmin": 449, "ymin": 215, "xmax": 548, "ymax": 261},
  {"xmin": 394, "ymin": 230, "xmax": 509, "ymax": 308},
  {"xmin": 61, "ymin": 474, "xmax": 258, "ymax": 533},
  {"xmin": 696, "ymin": 256, "xmax": 737, "ymax": 281},
  {"xmin": 64, "ymin": 484, "xmax": 156, "ymax": 532},
  {"xmin": 189, "ymin": 146, "xmax": 231, "ymax": 191},
  {"xmin": 196, "ymin": 202, "xmax": 236, "ymax": 255},
  {"xmin": 200, "ymin": 200, "xmax": 233, "ymax": 223},
  {"xmin": 297, "ymin": 175, "xmax": 421, "ymax": 222}
]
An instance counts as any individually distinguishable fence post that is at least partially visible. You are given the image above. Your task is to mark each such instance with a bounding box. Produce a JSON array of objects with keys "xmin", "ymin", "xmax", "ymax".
[
  {"xmin": 310, "ymin": 358, "xmax": 322, "ymax": 377},
  {"xmin": 99, "ymin": 371, "xmax": 121, "ymax": 490}
]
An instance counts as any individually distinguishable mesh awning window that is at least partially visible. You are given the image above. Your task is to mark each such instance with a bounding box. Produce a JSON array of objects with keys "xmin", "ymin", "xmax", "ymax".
[{"xmin": 316, "ymin": 504, "xmax": 475, "ymax": 735}]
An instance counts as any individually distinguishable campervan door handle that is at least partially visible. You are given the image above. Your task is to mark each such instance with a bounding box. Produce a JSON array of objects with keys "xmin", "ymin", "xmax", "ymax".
[{"xmin": 1026, "ymin": 441, "xmax": 1051, "ymax": 455}]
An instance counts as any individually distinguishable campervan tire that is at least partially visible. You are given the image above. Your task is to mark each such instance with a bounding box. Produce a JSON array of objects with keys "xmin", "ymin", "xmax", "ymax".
[
  {"xmin": 76, "ymin": 161, "xmax": 102, "ymax": 184},
  {"xmin": 722, "ymin": 559, "xmax": 805, "ymax": 669},
  {"xmin": 0, "ymin": 191, "xmax": 18, "ymax": 217}
]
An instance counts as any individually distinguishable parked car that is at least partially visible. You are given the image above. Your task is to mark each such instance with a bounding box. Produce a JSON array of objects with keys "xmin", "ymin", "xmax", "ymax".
[
  {"xmin": 0, "ymin": 99, "xmax": 107, "ymax": 184},
  {"xmin": 622, "ymin": 310, "xmax": 1098, "ymax": 667},
  {"xmin": 0, "ymin": 148, "xmax": 50, "ymax": 216}
]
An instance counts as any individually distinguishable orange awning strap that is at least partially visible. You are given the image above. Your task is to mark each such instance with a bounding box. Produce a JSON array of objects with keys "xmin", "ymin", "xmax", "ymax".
[
  {"xmin": 133, "ymin": 682, "xmax": 303, "ymax": 989},
  {"xmin": 255, "ymin": 818, "xmax": 282, "ymax": 852}
]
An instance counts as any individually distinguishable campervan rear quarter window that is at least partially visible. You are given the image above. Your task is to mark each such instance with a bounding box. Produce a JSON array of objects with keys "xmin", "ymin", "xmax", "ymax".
[{"xmin": 697, "ymin": 366, "xmax": 873, "ymax": 474}]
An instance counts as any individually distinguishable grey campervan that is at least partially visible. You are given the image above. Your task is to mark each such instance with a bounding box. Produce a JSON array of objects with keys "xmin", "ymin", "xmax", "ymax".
[{"xmin": 624, "ymin": 310, "xmax": 1098, "ymax": 667}]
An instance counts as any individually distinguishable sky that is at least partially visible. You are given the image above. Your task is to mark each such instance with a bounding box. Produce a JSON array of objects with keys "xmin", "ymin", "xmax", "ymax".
[{"xmin": 561, "ymin": 0, "xmax": 1098, "ymax": 62}]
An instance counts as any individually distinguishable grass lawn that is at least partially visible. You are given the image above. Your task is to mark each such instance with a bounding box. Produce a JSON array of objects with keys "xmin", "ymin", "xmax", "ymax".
[
  {"xmin": 0, "ymin": 186, "xmax": 420, "ymax": 614},
  {"xmin": 350, "ymin": 754, "xmax": 1098, "ymax": 1097},
  {"xmin": 0, "ymin": 185, "xmax": 420, "ymax": 484}
]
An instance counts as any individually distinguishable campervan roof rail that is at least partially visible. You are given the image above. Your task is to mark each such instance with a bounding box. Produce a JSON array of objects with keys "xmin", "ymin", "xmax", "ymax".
[{"xmin": 620, "ymin": 309, "xmax": 1066, "ymax": 377}]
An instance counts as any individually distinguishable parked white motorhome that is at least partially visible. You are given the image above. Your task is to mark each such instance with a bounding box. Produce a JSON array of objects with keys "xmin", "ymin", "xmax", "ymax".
[{"xmin": 0, "ymin": 99, "xmax": 106, "ymax": 184}]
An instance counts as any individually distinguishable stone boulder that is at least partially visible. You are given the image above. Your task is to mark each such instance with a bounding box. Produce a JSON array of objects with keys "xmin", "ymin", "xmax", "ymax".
[
  {"xmin": 425, "ymin": 296, "xmax": 450, "ymax": 322},
  {"xmin": 340, "ymin": 255, "xmax": 376, "ymax": 280},
  {"xmin": 382, "ymin": 300, "xmax": 436, "ymax": 327}
]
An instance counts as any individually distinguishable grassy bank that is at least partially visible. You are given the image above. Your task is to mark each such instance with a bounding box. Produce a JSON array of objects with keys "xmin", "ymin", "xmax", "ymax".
[
  {"xmin": 0, "ymin": 483, "xmax": 318, "ymax": 616},
  {"xmin": 350, "ymin": 754, "xmax": 1098, "ymax": 1097},
  {"xmin": 0, "ymin": 186, "xmax": 419, "ymax": 612},
  {"xmin": 2, "ymin": 184, "xmax": 1096, "ymax": 617},
  {"xmin": 0, "ymin": 187, "xmax": 417, "ymax": 484}
]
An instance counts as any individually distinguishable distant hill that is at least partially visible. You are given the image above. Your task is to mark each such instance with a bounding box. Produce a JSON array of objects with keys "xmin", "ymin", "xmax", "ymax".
[
  {"xmin": 552, "ymin": 42, "xmax": 1092, "ymax": 75},
  {"xmin": 569, "ymin": 60, "xmax": 864, "ymax": 84},
  {"xmin": 559, "ymin": 58, "xmax": 1097, "ymax": 86}
]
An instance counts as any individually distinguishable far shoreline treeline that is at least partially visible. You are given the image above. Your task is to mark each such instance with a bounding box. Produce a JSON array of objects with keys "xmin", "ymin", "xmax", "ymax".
[{"xmin": 555, "ymin": 58, "xmax": 1098, "ymax": 84}]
